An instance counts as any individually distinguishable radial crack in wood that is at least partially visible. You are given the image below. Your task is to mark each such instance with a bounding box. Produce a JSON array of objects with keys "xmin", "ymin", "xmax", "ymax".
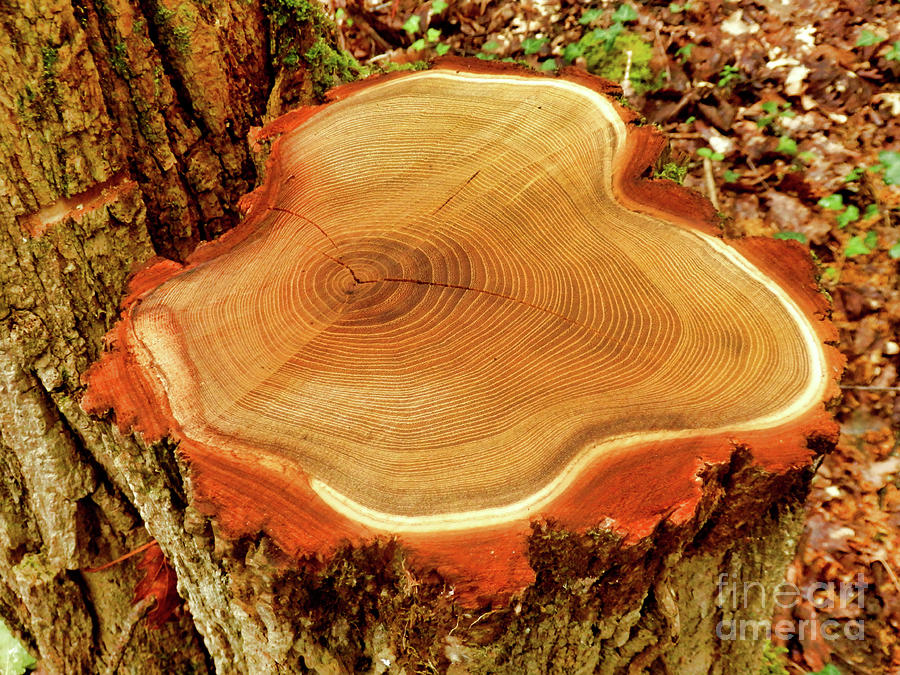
[{"xmin": 82, "ymin": 60, "xmax": 842, "ymax": 602}]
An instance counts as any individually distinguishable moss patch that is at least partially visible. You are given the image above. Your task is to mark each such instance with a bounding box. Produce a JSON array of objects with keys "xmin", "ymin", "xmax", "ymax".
[
  {"xmin": 585, "ymin": 31, "xmax": 661, "ymax": 93},
  {"xmin": 565, "ymin": 29, "xmax": 662, "ymax": 94},
  {"xmin": 654, "ymin": 161, "xmax": 688, "ymax": 184},
  {"xmin": 303, "ymin": 38, "xmax": 365, "ymax": 96}
]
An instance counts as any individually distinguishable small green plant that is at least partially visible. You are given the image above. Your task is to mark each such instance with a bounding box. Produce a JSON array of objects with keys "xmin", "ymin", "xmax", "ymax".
[
  {"xmin": 889, "ymin": 241, "xmax": 900, "ymax": 259},
  {"xmin": 856, "ymin": 30, "xmax": 886, "ymax": 47},
  {"xmin": 818, "ymin": 194, "xmax": 844, "ymax": 210},
  {"xmin": 611, "ymin": 3, "xmax": 638, "ymax": 22},
  {"xmin": 757, "ymin": 100, "xmax": 794, "ymax": 128},
  {"xmin": 579, "ymin": 7, "xmax": 604, "ymax": 25},
  {"xmin": 669, "ymin": 2, "xmax": 692, "ymax": 13},
  {"xmin": 723, "ymin": 169, "xmax": 739, "ymax": 182},
  {"xmin": 431, "ymin": 0, "xmax": 448, "ymax": 13},
  {"xmin": 872, "ymin": 150, "xmax": 900, "ymax": 185},
  {"xmin": 886, "ymin": 41, "xmax": 900, "ymax": 61},
  {"xmin": 402, "ymin": 14, "xmax": 421, "ymax": 34},
  {"xmin": 522, "ymin": 37, "xmax": 549, "ymax": 55},
  {"xmin": 477, "ymin": 40, "xmax": 501, "ymax": 60},
  {"xmin": 717, "ymin": 64, "xmax": 741, "ymax": 87},
  {"xmin": 759, "ymin": 639, "xmax": 789, "ymax": 675},
  {"xmin": 774, "ymin": 231, "xmax": 807, "ymax": 243},
  {"xmin": 696, "ymin": 147, "xmax": 724, "ymax": 161},
  {"xmin": 776, "ymin": 135, "xmax": 798, "ymax": 156},
  {"xmin": 835, "ymin": 204, "xmax": 859, "ymax": 228},
  {"xmin": 655, "ymin": 161, "xmax": 688, "ymax": 184},
  {"xmin": 411, "ymin": 27, "xmax": 443, "ymax": 51},
  {"xmin": 817, "ymin": 193, "xmax": 866, "ymax": 229},
  {"xmin": 675, "ymin": 42, "xmax": 694, "ymax": 62},
  {"xmin": 844, "ymin": 230, "xmax": 877, "ymax": 257},
  {"xmin": 675, "ymin": 42, "xmax": 697, "ymax": 63},
  {"xmin": 844, "ymin": 167, "xmax": 864, "ymax": 182}
]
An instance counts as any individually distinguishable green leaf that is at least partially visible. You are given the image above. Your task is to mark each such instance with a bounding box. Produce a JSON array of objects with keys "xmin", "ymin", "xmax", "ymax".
[
  {"xmin": 684, "ymin": 115, "xmax": 696, "ymax": 124},
  {"xmin": 591, "ymin": 23, "xmax": 624, "ymax": 51},
  {"xmin": 579, "ymin": 8, "xmax": 604, "ymax": 24},
  {"xmin": 426, "ymin": 27, "xmax": 441, "ymax": 42},
  {"xmin": 836, "ymin": 204, "xmax": 860, "ymax": 228},
  {"xmin": 717, "ymin": 64, "xmax": 740, "ymax": 87},
  {"xmin": 475, "ymin": 52, "xmax": 497, "ymax": 60},
  {"xmin": 562, "ymin": 42, "xmax": 584, "ymax": 62},
  {"xmin": 863, "ymin": 203, "xmax": 879, "ymax": 219},
  {"xmin": 856, "ymin": 29, "xmax": 887, "ymax": 47},
  {"xmin": 481, "ymin": 40, "xmax": 500, "ymax": 52},
  {"xmin": 806, "ymin": 662, "xmax": 842, "ymax": 675},
  {"xmin": 402, "ymin": 15, "xmax": 421, "ymax": 34},
  {"xmin": 0, "ymin": 619, "xmax": 36, "ymax": 675},
  {"xmin": 435, "ymin": 42, "xmax": 451, "ymax": 56},
  {"xmin": 675, "ymin": 43, "xmax": 694, "ymax": 61},
  {"xmin": 889, "ymin": 242, "xmax": 900, "ymax": 259},
  {"xmin": 822, "ymin": 265, "xmax": 839, "ymax": 281},
  {"xmin": 818, "ymin": 194, "xmax": 844, "ymax": 210},
  {"xmin": 612, "ymin": 4, "xmax": 638, "ymax": 22},
  {"xmin": 696, "ymin": 147, "xmax": 724, "ymax": 161},
  {"xmin": 431, "ymin": 0, "xmax": 448, "ymax": 13},
  {"xmin": 334, "ymin": 7, "xmax": 345, "ymax": 20},
  {"xmin": 774, "ymin": 231, "xmax": 807, "ymax": 243},
  {"xmin": 886, "ymin": 41, "xmax": 900, "ymax": 61},
  {"xmin": 723, "ymin": 169, "xmax": 739, "ymax": 182},
  {"xmin": 776, "ymin": 136, "xmax": 798, "ymax": 156},
  {"xmin": 410, "ymin": 38, "xmax": 426, "ymax": 51},
  {"xmin": 761, "ymin": 101, "xmax": 779, "ymax": 114},
  {"xmin": 669, "ymin": 2, "xmax": 684, "ymax": 12},
  {"xmin": 844, "ymin": 167, "xmax": 864, "ymax": 182},
  {"xmin": 522, "ymin": 37, "xmax": 549, "ymax": 55},
  {"xmin": 877, "ymin": 150, "xmax": 900, "ymax": 185},
  {"xmin": 797, "ymin": 151, "xmax": 817, "ymax": 163},
  {"xmin": 539, "ymin": 58, "xmax": 558, "ymax": 71},
  {"xmin": 845, "ymin": 232, "xmax": 875, "ymax": 257}
]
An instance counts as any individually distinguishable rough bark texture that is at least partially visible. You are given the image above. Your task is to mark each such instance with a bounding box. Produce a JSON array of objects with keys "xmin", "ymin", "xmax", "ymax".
[{"xmin": 0, "ymin": 1, "xmax": 834, "ymax": 672}]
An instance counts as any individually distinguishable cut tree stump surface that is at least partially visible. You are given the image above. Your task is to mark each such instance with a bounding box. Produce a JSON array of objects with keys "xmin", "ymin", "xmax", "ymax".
[{"xmin": 83, "ymin": 59, "xmax": 842, "ymax": 601}]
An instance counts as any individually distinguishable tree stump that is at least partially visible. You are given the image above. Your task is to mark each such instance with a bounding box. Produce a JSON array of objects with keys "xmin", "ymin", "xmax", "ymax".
[
  {"xmin": 0, "ymin": 7, "xmax": 841, "ymax": 667},
  {"xmin": 79, "ymin": 59, "xmax": 842, "ymax": 671}
]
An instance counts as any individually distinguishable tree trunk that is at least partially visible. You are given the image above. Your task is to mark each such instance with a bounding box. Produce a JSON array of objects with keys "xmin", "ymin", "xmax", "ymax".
[{"xmin": 0, "ymin": 1, "xmax": 833, "ymax": 672}]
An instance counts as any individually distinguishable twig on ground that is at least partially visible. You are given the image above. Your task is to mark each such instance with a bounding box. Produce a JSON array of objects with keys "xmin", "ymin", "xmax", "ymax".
[{"xmin": 703, "ymin": 157, "xmax": 719, "ymax": 211}]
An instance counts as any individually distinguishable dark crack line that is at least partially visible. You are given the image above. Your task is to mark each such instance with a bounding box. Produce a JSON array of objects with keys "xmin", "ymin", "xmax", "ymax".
[
  {"xmin": 432, "ymin": 170, "xmax": 480, "ymax": 215},
  {"xmin": 357, "ymin": 276, "xmax": 613, "ymax": 344},
  {"xmin": 271, "ymin": 206, "xmax": 339, "ymax": 250}
]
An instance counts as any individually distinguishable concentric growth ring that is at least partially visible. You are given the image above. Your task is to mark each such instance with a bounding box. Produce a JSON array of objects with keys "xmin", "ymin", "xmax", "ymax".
[{"xmin": 119, "ymin": 68, "xmax": 827, "ymax": 526}]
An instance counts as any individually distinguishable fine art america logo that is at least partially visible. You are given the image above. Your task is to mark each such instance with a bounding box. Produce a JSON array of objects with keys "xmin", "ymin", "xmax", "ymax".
[{"xmin": 715, "ymin": 573, "xmax": 867, "ymax": 642}]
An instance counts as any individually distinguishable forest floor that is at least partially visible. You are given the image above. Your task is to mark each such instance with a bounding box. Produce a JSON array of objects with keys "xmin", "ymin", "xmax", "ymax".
[{"xmin": 329, "ymin": 0, "xmax": 900, "ymax": 672}]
